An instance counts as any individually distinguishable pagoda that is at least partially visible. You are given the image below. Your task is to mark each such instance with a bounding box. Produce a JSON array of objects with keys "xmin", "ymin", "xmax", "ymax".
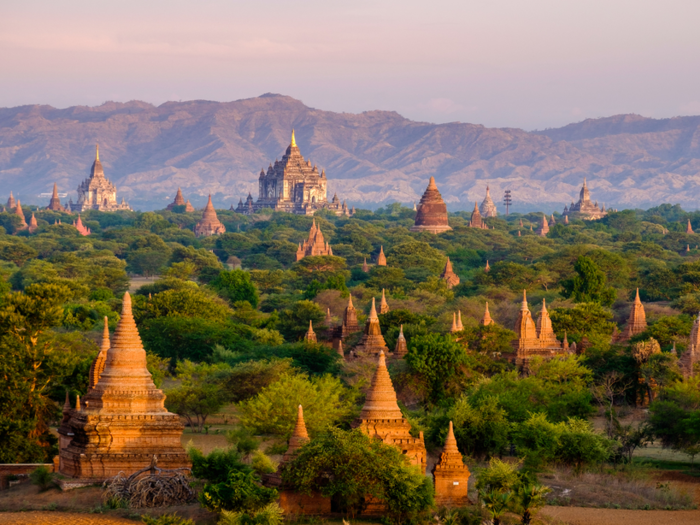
[
  {"xmin": 354, "ymin": 351, "xmax": 426, "ymax": 473},
  {"xmin": 304, "ymin": 321, "xmax": 317, "ymax": 343},
  {"xmin": 615, "ymin": 289, "xmax": 647, "ymax": 343},
  {"xmin": 680, "ymin": 313, "xmax": 700, "ymax": 377},
  {"xmin": 253, "ymin": 131, "xmax": 347, "ymax": 216},
  {"xmin": 72, "ymin": 145, "xmax": 131, "ymax": 212},
  {"xmin": 46, "ymin": 184, "xmax": 66, "ymax": 212},
  {"xmin": 58, "ymin": 293, "xmax": 189, "ymax": 478},
  {"xmin": 511, "ymin": 291, "xmax": 565, "ymax": 369},
  {"xmin": 432, "ymin": 421, "xmax": 470, "ymax": 506},
  {"xmin": 6, "ymin": 192, "xmax": 16, "ymax": 210},
  {"xmin": 562, "ymin": 178, "xmax": 606, "ymax": 220},
  {"xmin": 362, "ymin": 258, "xmax": 369, "ymax": 272},
  {"xmin": 340, "ymin": 295, "xmax": 360, "ymax": 337},
  {"xmin": 326, "ymin": 193, "xmax": 352, "ymax": 217},
  {"xmin": 440, "ymin": 257, "xmax": 460, "ymax": 289},
  {"xmin": 282, "ymin": 405, "xmax": 310, "ymax": 463},
  {"xmin": 167, "ymin": 188, "xmax": 195, "ymax": 212},
  {"xmin": 73, "ymin": 215, "xmax": 91, "ymax": 236},
  {"xmin": 377, "ymin": 246, "xmax": 387, "ymax": 266},
  {"xmin": 354, "ymin": 298, "xmax": 389, "ymax": 356},
  {"xmin": 14, "ymin": 200, "xmax": 27, "ymax": 231},
  {"xmin": 687, "ymin": 219, "xmax": 695, "ymax": 234},
  {"xmin": 394, "ymin": 325, "xmax": 408, "ymax": 357},
  {"xmin": 28, "ymin": 213, "xmax": 38, "ymax": 234},
  {"xmin": 235, "ymin": 193, "xmax": 255, "ymax": 215},
  {"xmin": 194, "ymin": 195, "xmax": 226, "ymax": 237},
  {"xmin": 536, "ymin": 215, "xmax": 550, "ymax": 236},
  {"xmin": 379, "ymin": 289, "xmax": 390, "ymax": 314},
  {"xmin": 480, "ymin": 303, "xmax": 494, "ymax": 326},
  {"xmin": 410, "ymin": 177, "xmax": 452, "ymax": 233},
  {"xmin": 479, "ymin": 186, "xmax": 498, "ymax": 218},
  {"xmin": 469, "ymin": 202, "xmax": 487, "ymax": 229},
  {"xmin": 296, "ymin": 220, "xmax": 333, "ymax": 260}
]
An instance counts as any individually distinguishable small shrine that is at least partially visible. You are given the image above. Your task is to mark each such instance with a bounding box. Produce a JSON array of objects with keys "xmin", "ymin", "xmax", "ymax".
[
  {"xmin": 432, "ymin": 421, "xmax": 470, "ymax": 506},
  {"xmin": 46, "ymin": 183, "xmax": 66, "ymax": 212},
  {"xmin": 167, "ymin": 188, "xmax": 195, "ymax": 212},
  {"xmin": 511, "ymin": 291, "xmax": 565, "ymax": 369},
  {"xmin": 479, "ymin": 186, "xmax": 498, "ymax": 218},
  {"xmin": 296, "ymin": 220, "xmax": 333, "ymax": 260},
  {"xmin": 614, "ymin": 289, "xmax": 647, "ymax": 343},
  {"xmin": 194, "ymin": 195, "xmax": 226, "ymax": 237},
  {"xmin": 354, "ymin": 298, "xmax": 389, "ymax": 356},
  {"xmin": 440, "ymin": 257, "xmax": 460, "ymax": 289}
]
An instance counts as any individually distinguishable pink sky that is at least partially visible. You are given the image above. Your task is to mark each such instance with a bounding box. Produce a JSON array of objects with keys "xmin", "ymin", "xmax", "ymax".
[{"xmin": 2, "ymin": 0, "xmax": 699, "ymax": 129}]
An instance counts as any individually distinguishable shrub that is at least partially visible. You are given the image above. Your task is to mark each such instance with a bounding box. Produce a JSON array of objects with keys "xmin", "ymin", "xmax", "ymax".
[
  {"xmin": 219, "ymin": 502, "xmax": 284, "ymax": 525},
  {"xmin": 199, "ymin": 470, "xmax": 278, "ymax": 513},
  {"xmin": 29, "ymin": 466, "xmax": 53, "ymax": 491},
  {"xmin": 141, "ymin": 513, "xmax": 194, "ymax": 525},
  {"xmin": 188, "ymin": 446, "xmax": 249, "ymax": 483}
]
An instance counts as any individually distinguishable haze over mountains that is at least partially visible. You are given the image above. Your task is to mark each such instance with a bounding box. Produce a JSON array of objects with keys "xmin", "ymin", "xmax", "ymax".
[{"xmin": 2, "ymin": 93, "xmax": 700, "ymax": 212}]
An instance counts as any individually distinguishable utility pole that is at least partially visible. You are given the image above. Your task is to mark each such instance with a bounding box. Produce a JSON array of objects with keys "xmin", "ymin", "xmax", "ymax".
[{"xmin": 503, "ymin": 190, "xmax": 512, "ymax": 216}]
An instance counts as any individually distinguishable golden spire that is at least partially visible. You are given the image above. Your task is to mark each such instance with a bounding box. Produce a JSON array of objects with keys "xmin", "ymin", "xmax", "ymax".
[
  {"xmin": 291, "ymin": 129, "xmax": 297, "ymax": 148},
  {"xmin": 95, "ymin": 143, "xmax": 100, "ymax": 161},
  {"xmin": 283, "ymin": 404, "xmax": 310, "ymax": 461},
  {"xmin": 444, "ymin": 421, "xmax": 460, "ymax": 454},
  {"xmin": 368, "ymin": 297, "xmax": 378, "ymax": 320},
  {"xmin": 359, "ymin": 351, "xmax": 403, "ymax": 420}
]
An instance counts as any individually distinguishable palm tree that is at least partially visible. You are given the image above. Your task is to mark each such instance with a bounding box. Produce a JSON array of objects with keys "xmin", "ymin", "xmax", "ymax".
[
  {"xmin": 479, "ymin": 489, "xmax": 512, "ymax": 525},
  {"xmin": 511, "ymin": 483, "xmax": 551, "ymax": 524}
]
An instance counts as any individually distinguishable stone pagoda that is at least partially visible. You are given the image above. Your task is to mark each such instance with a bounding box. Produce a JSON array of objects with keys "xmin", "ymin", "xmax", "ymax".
[
  {"xmin": 377, "ymin": 246, "xmax": 387, "ymax": 266},
  {"xmin": 194, "ymin": 195, "xmax": 226, "ymax": 237},
  {"xmin": 304, "ymin": 321, "xmax": 317, "ymax": 343},
  {"xmin": 326, "ymin": 193, "xmax": 352, "ymax": 217},
  {"xmin": 14, "ymin": 201, "xmax": 27, "ymax": 231},
  {"xmin": 680, "ymin": 313, "xmax": 700, "ymax": 377},
  {"xmin": 536, "ymin": 215, "xmax": 550, "ymax": 236},
  {"xmin": 379, "ymin": 289, "xmax": 390, "ymax": 314},
  {"xmin": 562, "ymin": 179, "xmax": 607, "ymax": 220},
  {"xmin": 296, "ymin": 220, "xmax": 333, "ymax": 261},
  {"xmin": 28, "ymin": 213, "xmax": 38, "ymax": 234},
  {"xmin": 167, "ymin": 188, "xmax": 195, "ymax": 212},
  {"xmin": 432, "ymin": 421, "xmax": 470, "ymax": 507},
  {"xmin": 340, "ymin": 295, "xmax": 360, "ymax": 337},
  {"xmin": 394, "ymin": 325, "xmax": 408, "ymax": 357},
  {"xmin": 46, "ymin": 184, "xmax": 66, "ymax": 212},
  {"xmin": 354, "ymin": 351, "xmax": 426, "ymax": 473},
  {"xmin": 251, "ymin": 130, "xmax": 346, "ymax": 216},
  {"xmin": 58, "ymin": 293, "xmax": 189, "ymax": 479},
  {"xmin": 354, "ymin": 298, "xmax": 389, "ymax": 356},
  {"xmin": 479, "ymin": 186, "xmax": 498, "ymax": 218},
  {"xmin": 615, "ymin": 289, "xmax": 647, "ymax": 343},
  {"xmin": 440, "ymin": 257, "xmax": 460, "ymax": 289},
  {"xmin": 282, "ymin": 405, "xmax": 310, "ymax": 463},
  {"xmin": 6, "ymin": 192, "xmax": 16, "ymax": 210},
  {"xmin": 511, "ymin": 291, "xmax": 565, "ymax": 369},
  {"xmin": 410, "ymin": 177, "xmax": 452, "ymax": 233},
  {"xmin": 71, "ymin": 145, "xmax": 131, "ymax": 212},
  {"xmin": 469, "ymin": 202, "xmax": 488, "ymax": 229},
  {"xmin": 480, "ymin": 303, "xmax": 494, "ymax": 326}
]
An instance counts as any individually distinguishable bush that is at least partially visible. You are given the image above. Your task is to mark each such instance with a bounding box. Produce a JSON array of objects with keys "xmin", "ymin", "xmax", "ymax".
[
  {"xmin": 188, "ymin": 447, "xmax": 249, "ymax": 483},
  {"xmin": 29, "ymin": 465, "xmax": 53, "ymax": 491},
  {"xmin": 141, "ymin": 513, "xmax": 194, "ymax": 525},
  {"xmin": 251, "ymin": 450, "xmax": 277, "ymax": 475},
  {"xmin": 219, "ymin": 503, "xmax": 284, "ymax": 525},
  {"xmin": 199, "ymin": 470, "xmax": 278, "ymax": 513}
]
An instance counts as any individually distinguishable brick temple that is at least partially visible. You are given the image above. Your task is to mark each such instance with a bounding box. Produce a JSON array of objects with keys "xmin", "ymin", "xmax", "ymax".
[
  {"xmin": 511, "ymin": 291, "xmax": 565, "ymax": 369},
  {"xmin": 296, "ymin": 220, "xmax": 333, "ymax": 260},
  {"xmin": 166, "ymin": 188, "xmax": 195, "ymax": 212},
  {"xmin": 410, "ymin": 177, "xmax": 452, "ymax": 233},
  {"xmin": 563, "ymin": 179, "xmax": 607, "ymax": 220},
  {"xmin": 194, "ymin": 195, "xmax": 226, "ymax": 237}
]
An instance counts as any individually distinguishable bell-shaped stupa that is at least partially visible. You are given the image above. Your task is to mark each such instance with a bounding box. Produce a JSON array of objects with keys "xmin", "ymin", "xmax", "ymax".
[{"xmin": 410, "ymin": 177, "xmax": 452, "ymax": 233}]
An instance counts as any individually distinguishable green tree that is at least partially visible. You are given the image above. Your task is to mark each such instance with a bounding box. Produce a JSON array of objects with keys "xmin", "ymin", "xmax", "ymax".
[
  {"xmin": 648, "ymin": 377, "xmax": 700, "ymax": 455},
  {"xmin": 449, "ymin": 395, "xmax": 511, "ymax": 459},
  {"xmin": 405, "ymin": 333, "xmax": 468, "ymax": 402},
  {"xmin": 555, "ymin": 418, "xmax": 612, "ymax": 472},
  {"xmin": 550, "ymin": 302, "xmax": 616, "ymax": 340},
  {"xmin": 276, "ymin": 300, "xmax": 325, "ymax": 341},
  {"xmin": 211, "ymin": 269, "xmax": 260, "ymax": 308},
  {"xmin": 138, "ymin": 287, "xmax": 232, "ymax": 323},
  {"xmin": 561, "ymin": 256, "xmax": 616, "ymax": 306}
]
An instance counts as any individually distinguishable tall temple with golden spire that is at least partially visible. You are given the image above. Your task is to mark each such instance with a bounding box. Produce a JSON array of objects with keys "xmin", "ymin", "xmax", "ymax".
[
  {"xmin": 71, "ymin": 144, "xmax": 131, "ymax": 212},
  {"xmin": 246, "ymin": 130, "xmax": 348, "ymax": 216},
  {"xmin": 296, "ymin": 219, "xmax": 333, "ymax": 260},
  {"xmin": 58, "ymin": 293, "xmax": 189, "ymax": 478},
  {"xmin": 562, "ymin": 178, "xmax": 607, "ymax": 220},
  {"xmin": 194, "ymin": 195, "xmax": 226, "ymax": 237},
  {"xmin": 410, "ymin": 177, "xmax": 452, "ymax": 233}
]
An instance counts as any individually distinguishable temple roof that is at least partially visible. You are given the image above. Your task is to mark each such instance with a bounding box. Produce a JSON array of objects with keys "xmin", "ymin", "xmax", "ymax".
[{"xmin": 359, "ymin": 351, "xmax": 403, "ymax": 420}]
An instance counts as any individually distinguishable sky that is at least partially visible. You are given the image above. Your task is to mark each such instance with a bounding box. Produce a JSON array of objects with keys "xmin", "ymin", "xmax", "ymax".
[{"xmin": 2, "ymin": 0, "xmax": 700, "ymax": 130}]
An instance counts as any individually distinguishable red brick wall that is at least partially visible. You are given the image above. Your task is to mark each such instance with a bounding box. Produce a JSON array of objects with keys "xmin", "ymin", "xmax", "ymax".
[
  {"xmin": 0, "ymin": 463, "xmax": 55, "ymax": 490},
  {"xmin": 278, "ymin": 490, "xmax": 331, "ymax": 515}
]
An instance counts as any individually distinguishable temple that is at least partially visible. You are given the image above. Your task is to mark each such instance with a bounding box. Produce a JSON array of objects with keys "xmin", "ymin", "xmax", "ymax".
[
  {"xmin": 245, "ymin": 131, "xmax": 347, "ymax": 216},
  {"xmin": 410, "ymin": 177, "xmax": 452, "ymax": 233},
  {"xmin": 614, "ymin": 289, "xmax": 647, "ymax": 343},
  {"xmin": 480, "ymin": 303, "xmax": 494, "ymax": 326},
  {"xmin": 377, "ymin": 246, "xmax": 387, "ymax": 266},
  {"xmin": 194, "ymin": 195, "xmax": 226, "ymax": 237},
  {"xmin": 304, "ymin": 321, "xmax": 317, "ymax": 343},
  {"xmin": 469, "ymin": 202, "xmax": 488, "ymax": 229},
  {"xmin": 432, "ymin": 421, "xmax": 470, "ymax": 506},
  {"xmin": 479, "ymin": 186, "xmax": 498, "ymax": 218},
  {"xmin": 71, "ymin": 145, "xmax": 131, "ymax": 212},
  {"xmin": 6, "ymin": 192, "xmax": 16, "ymax": 210},
  {"xmin": 450, "ymin": 311, "xmax": 464, "ymax": 333},
  {"xmin": 283, "ymin": 405, "xmax": 310, "ymax": 463},
  {"xmin": 680, "ymin": 313, "xmax": 700, "ymax": 377},
  {"xmin": 58, "ymin": 293, "xmax": 189, "ymax": 478},
  {"xmin": 235, "ymin": 193, "xmax": 255, "ymax": 214},
  {"xmin": 511, "ymin": 291, "xmax": 565, "ymax": 369},
  {"xmin": 687, "ymin": 219, "xmax": 695, "ymax": 234},
  {"xmin": 537, "ymin": 215, "xmax": 550, "ymax": 236},
  {"xmin": 354, "ymin": 298, "xmax": 389, "ymax": 356},
  {"xmin": 440, "ymin": 257, "xmax": 460, "ymax": 289},
  {"xmin": 562, "ymin": 179, "xmax": 607, "ymax": 220},
  {"xmin": 296, "ymin": 220, "xmax": 333, "ymax": 260},
  {"xmin": 166, "ymin": 188, "xmax": 195, "ymax": 212},
  {"xmin": 46, "ymin": 184, "xmax": 66, "ymax": 212},
  {"xmin": 379, "ymin": 289, "xmax": 390, "ymax": 314},
  {"xmin": 73, "ymin": 215, "xmax": 91, "ymax": 236},
  {"xmin": 354, "ymin": 351, "xmax": 426, "ymax": 473},
  {"xmin": 394, "ymin": 325, "xmax": 408, "ymax": 357},
  {"xmin": 14, "ymin": 201, "xmax": 27, "ymax": 231}
]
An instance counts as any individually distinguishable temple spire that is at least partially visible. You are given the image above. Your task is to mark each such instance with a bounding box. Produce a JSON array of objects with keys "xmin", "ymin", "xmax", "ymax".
[
  {"xmin": 480, "ymin": 302, "xmax": 493, "ymax": 326},
  {"xmin": 291, "ymin": 129, "xmax": 297, "ymax": 148},
  {"xmin": 95, "ymin": 143, "xmax": 99, "ymax": 161},
  {"xmin": 444, "ymin": 421, "xmax": 459, "ymax": 454},
  {"xmin": 283, "ymin": 404, "xmax": 309, "ymax": 461},
  {"xmin": 359, "ymin": 351, "xmax": 403, "ymax": 420}
]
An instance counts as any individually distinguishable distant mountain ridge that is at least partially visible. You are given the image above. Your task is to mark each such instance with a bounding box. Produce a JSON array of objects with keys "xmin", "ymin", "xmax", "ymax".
[{"xmin": 1, "ymin": 94, "xmax": 700, "ymax": 211}]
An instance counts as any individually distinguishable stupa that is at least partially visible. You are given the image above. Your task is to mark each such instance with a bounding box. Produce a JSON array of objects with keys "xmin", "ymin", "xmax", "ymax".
[
  {"xmin": 6, "ymin": 192, "xmax": 16, "ymax": 210},
  {"xmin": 511, "ymin": 291, "xmax": 564, "ymax": 368},
  {"xmin": 536, "ymin": 215, "xmax": 550, "ymax": 236},
  {"xmin": 480, "ymin": 303, "xmax": 494, "ymax": 326},
  {"xmin": 394, "ymin": 325, "xmax": 408, "ymax": 357},
  {"xmin": 377, "ymin": 246, "xmax": 387, "ymax": 266},
  {"xmin": 194, "ymin": 195, "xmax": 226, "ymax": 237},
  {"xmin": 432, "ymin": 421, "xmax": 470, "ymax": 506},
  {"xmin": 304, "ymin": 321, "xmax": 317, "ymax": 343},
  {"xmin": 362, "ymin": 258, "xmax": 369, "ymax": 272},
  {"xmin": 562, "ymin": 178, "xmax": 607, "ymax": 220},
  {"xmin": 46, "ymin": 184, "xmax": 66, "ymax": 212},
  {"xmin": 615, "ymin": 289, "xmax": 647, "ymax": 343},
  {"xmin": 410, "ymin": 177, "xmax": 452, "ymax": 233},
  {"xmin": 379, "ymin": 289, "xmax": 390, "ymax": 314},
  {"xmin": 296, "ymin": 220, "xmax": 333, "ymax": 260},
  {"xmin": 680, "ymin": 313, "xmax": 700, "ymax": 377},
  {"xmin": 354, "ymin": 351, "xmax": 426, "ymax": 473},
  {"xmin": 469, "ymin": 202, "xmax": 487, "ymax": 229},
  {"xmin": 354, "ymin": 298, "xmax": 389, "ymax": 356},
  {"xmin": 58, "ymin": 293, "xmax": 189, "ymax": 478},
  {"xmin": 73, "ymin": 215, "xmax": 91, "ymax": 236},
  {"xmin": 14, "ymin": 201, "xmax": 27, "ymax": 231},
  {"xmin": 339, "ymin": 295, "xmax": 361, "ymax": 337},
  {"xmin": 282, "ymin": 405, "xmax": 309, "ymax": 462},
  {"xmin": 72, "ymin": 145, "xmax": 131, "ymax": 212},
  {"xmin": 28, "ymin": 213, "xmax": 38, "ymax": 234},
  {"xmin": 167, "ymin": 188, "xmax": 195, "ymax": 212},
  {"xmin": 440, "ymin": 257, "xmax": 460, "ymax": 289},
  {"xmin": 479, "ymin": 186, "xmax": 498, "ymax": 218},
  {"xmin": 687, "ymin": 219, "xmax": 695, "ymax": 234}
]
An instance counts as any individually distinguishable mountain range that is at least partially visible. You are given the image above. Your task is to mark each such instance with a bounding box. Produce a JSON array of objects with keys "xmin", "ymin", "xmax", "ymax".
[{"xmin": 2, "ymin": 93, "xmax": 700, "ymax": 211}]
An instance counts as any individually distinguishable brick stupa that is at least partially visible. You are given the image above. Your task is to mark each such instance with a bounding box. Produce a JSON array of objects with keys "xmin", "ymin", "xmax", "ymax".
[
  {"xmin": 340, "ymin": 295, "xmax": 361, "ymax": 337},
  {"xmin": 282, "ymin": 405, "xmax": 310, "ymax": 462},
  {"xmin": 479, "ymin": 186, "xmax": 498, "ymax": 218},
  {"xmin": 480, "ymin": 302, "xmax": 494, "ymax": 326},
  {"xmin": 354, "ymin": 298, "xmax": 389, "ymax": 356},
  {"xmin": 355, "ymin": 351, "xmax": 426, "ymax": 472},
  {"xmin": 536, "ymin": 215, "xmax": 550, "ymax": 236},
  {"xmin": 616, "ymin": 289, "xmax": 647, "ymax": 343},
  {"xmin": 410, "ymin": 177, "xmax": 452, "ymax": 234},
  {"xmin": 28, "ymin": 213, "xmax": 38, "ymax": 234},
  {"xmin": 379, "ymin": 289, "xmax": 390, "ymax": 314},
  {"xmin": 46, "ymin": 183, "xmax": 66, "ymax": 212},
  {"xmin": 167, "ymin": 188, "xmax": 195, "ymax": 212},
  {"xmin": 296, "ymin": 219, "xmax": 333, "ymax": 260},
  {"xmin": 440, "ymin": 257, "xmax": 460, "ymax": 289},
  {"xmin": 194, "ymin": 195, "xmax": 226, "ymax": 237},
  {"xmin": 6, "ymin": 191, "xmax": 16, "ymax": 210},
  {"xmin": 304, "ymin": 320, "xmax": 317, "ymax": 343},
  {"xmin": 377, "ymin": 246, "xmax": 387, "ymax": 266},
  {"xmin": 58, "ymin": 293, "xmax": 190, "ymax": 478},
  {"xmin": 432, "ymin": 421, "xmax": 470, "ymax": 506},
  {"xmin": 14, "ymin": 200, "xmax": 27, "ymax": 231},
  {"xmin": 469, "ymin": 202, "xmax": 487, "ymax": 229},
  {"xmin": 73, "ymin": 214, "xmax": 91, "ymax": 236},
  {"xmin": 394, "ymin": 325, "xmax": 408, "ymax": 357},
  {"xmin": 511, "ymin": 291, "xmax": 564, "ymax": 369}
]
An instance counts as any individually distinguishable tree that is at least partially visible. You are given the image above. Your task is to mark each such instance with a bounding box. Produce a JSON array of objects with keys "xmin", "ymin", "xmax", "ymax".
[
  {"xmin": 276, "ymin": 300, "xmax": 325, "ymax": 341},
  {"xmin": 550, "ymin": 302, "xmax": 616, "ymax": 340},
  {"xmin": 459, "ymin": 323, "xmax": 516, "ymax": 356},
  {"xmin": 449, "ymin": 395, "xmax": 511, "ymax": 459},
  {"xmin": 165, "ymin": 361, "xmax": 228, "ymax": 432},
  {"xmin": 561, "ymin": 256, "xmax": 616, "ymax": 306},
  {"xmin": 211, "ymin": 269, "xmax": 260, "ymax": 308},
  {"xmin": 511, "ymin": 483, "xmax": 550, "ymax": 525},
  {"xmin": 386, "ymin": 241, "xmax": 446, "ymax": 274},
  {"xmin": 555, "ymin": 418, "xmax": 612, "ymax": 472},
  {"xmin": 138, "ymin": 287, "xmax": 232, "ymax": 323},
  {"xmin": 405, "ymin": 333, "xmax": 468, "ymax": 402},
  {"xmin": 238, "ymin": 373, "xmax": 356, "ymax": 438},
  {"xmin": 648, "ymin": 377, "xmax": 700, "ymax": 457}
]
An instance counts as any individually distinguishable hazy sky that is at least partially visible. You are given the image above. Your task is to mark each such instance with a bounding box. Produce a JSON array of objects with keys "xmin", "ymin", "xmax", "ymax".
[{"xmin": 2, "ymin": 0, "xmax": 700, "ymax": 129}]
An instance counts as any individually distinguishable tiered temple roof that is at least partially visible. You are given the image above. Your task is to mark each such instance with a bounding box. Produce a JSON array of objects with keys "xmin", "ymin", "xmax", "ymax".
[
  {"xmin": 73, "ymin": 215, "xmax": 91, "ymax": 236},
  {"xmin": 304, "ymin": 321, "xmax": 317, "ymax": 343},
  {"xmin": 296, "ymin": 219, "xmax": 333, "ymax": 260},
  {"xmin": 615, "ymin": 289, "xmax": 647, "ymax": 343},
  {"xmin": 194, "ymin": 195, "xmax": 226, "ymax": 237},
  {"xmin": 282, "ymin": 405, "xmax": 310, "ymax": 462},
  {"xmin": 410, "ymin": 177, "xmax": 452, "ymax": 233},
  {"xmin": 58, "ymin": 293, "xmax": 189, "ymax": 478},
  {"xmin": 354, "ymin": 298, "xmax": 389, "ymax": 356},
  {"xmin": 167, "ymin": 188, "xmax": 195, "ymax": 212},
  {"xmin": 562, "ymin": 178, "xmax": 607, "ymax": 220},
  {"xmin": 432, "ymin": 421, "xmax": 470, "ymax": 506},
  {"xmin": 354, "ymin": 351, "xmax": 426, "ymax": 473},
  {"xmin": 479, "ymin": 186, "xmax": 498, "ymax": 218},
  {"xmin": 440, "ymin": 257, "xmax": 460, "ymax": 289},
  {"xmin": 511, "ymin": 291, "xmax": 565, "ymax": 368},
  {"xmin": 340, "ymin": 295, "xmax": 360, "ymax": 337},
  {"xmin": 537, "ymin": 215, "xmax": 550, "ymax": 236},
  {"xmin": 46, "ymin": 184, "xmax": 66, "ymax": 212},
  {"xmin": 72, "ymin": 145, "xmax": 131, "ymax": 212},
  {"xmin": 6, "ymin": 192, "xmax": 16, "ymax": 210},
  {"xmin": 469, "ymin": 202, "xmax": 487, "ymax": 229},
  {"xmin": 379, "ymin": 289, "xmax": 390, "ymax": 314}
]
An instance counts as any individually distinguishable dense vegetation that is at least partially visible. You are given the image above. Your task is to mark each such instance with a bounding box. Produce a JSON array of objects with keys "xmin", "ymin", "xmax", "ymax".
[{"xmin": 2, "ymin": 201, "xmax": 700, "ymax": 520}]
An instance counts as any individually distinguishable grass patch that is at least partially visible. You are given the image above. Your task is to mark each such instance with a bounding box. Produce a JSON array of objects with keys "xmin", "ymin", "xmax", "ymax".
[{"xmin": 633, "ymin": 457, "xmax": 700, "ymax": 476}]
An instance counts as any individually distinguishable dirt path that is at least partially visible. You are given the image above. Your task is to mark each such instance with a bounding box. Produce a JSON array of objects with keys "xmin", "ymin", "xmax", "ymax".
[
  {"xmin": 0, "ymin": 512, "xmax": 136, "ymax": 524},
  {"xmin": 541, "ymin": 506, "xmax": 700, "ymax": 525}
]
